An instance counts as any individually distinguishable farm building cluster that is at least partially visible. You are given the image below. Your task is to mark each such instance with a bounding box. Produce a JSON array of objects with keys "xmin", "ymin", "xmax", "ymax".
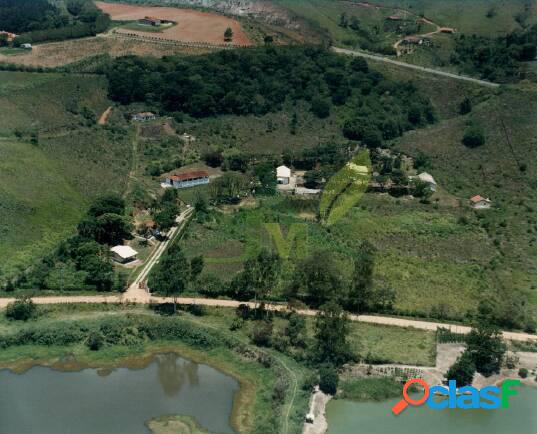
[
  {"xmin": 276, "ymin": 165, "xmax": 321, "ymax": 196},
  {"xmin": 138, "ymin": 16, "xmax": 175, "ymax": 26}
]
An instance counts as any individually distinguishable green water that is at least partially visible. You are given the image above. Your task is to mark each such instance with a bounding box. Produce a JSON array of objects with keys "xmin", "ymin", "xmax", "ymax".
[
  {"xmin": 0, "ymin": 353, "xmax": 239, "ymax": 434},
  {"xmin": 326, "ymin": 385, "xmax": 537, "ymax": 434}
]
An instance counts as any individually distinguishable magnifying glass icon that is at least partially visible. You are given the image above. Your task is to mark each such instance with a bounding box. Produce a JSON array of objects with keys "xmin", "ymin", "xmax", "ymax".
[{"xmin": 392, "ymin": 379, "xmax": 429, "ymax": 415}]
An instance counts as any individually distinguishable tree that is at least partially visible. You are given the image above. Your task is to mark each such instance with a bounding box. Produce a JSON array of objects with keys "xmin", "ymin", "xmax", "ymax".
[
  {"xmin": 445, "ymin": 350, "xmax": 476, "ymax": 386},
  {"xmin": 224, "ymin": 27, "xmax": 233, "ymax": 41},
  {"xmin": 350, "ymin": 57, "xmax": 368, "ymax": 73},
  {"xmin": 362, "ymin": 127, "xmax": 382, "ymax": 148},
  {"xmin": 88, "ymin": 194, "xmax": 125, "ymax": 217},
  {"xmin": 291, "ymin": 251, "xmax": 343, "ymax": 307},
  {"xmin": 155, "ymin": 204, "xmax": 179, "ymax": 231},
  {"xmin": 465, "ymin": 322, "xmax": 507, "ymax": 377},
  {"xmin": 94, "ymin": 213, "xmax": 133, "ymax": 245},
  {"xmin": 5, "ymin": 296, "xmax": 37, "ymax": 321},
  {"xmin": 347, "ymin": 241, "xmax": 375, "ymax": 312},
  {"xmin": 251, "ymin": 321, "xmax": 273, "ymax": 347},
  {"xmin": 310, "ymin": 95, "xmax": 331, "ymax": 118},
  {"xmin": 319, "ymin": 365, "xmax": 339, "ymax": 395},
  {"xmin": 264, "ymin": 35, "xmax": 274, "ymax": 44},
  {"xmin": 462, "ymin": 126, "xmax": 485, "ymax": 148},
  {"xmin": 459, "ymin": 97, "xmax": 472, "ymax": 114},
  {"xmin": 190, "ymin": 255, "xmax": 204, "ymax": 281},
  {"xmin": 148, "ymin": 244, "xmax": 190, "ymax": 313},
  {"xmin": 286, "ymin": 312, "xmax": 306, "ymax": 347},
  {"xmin": 314, "ymin": 301, "xmax": 352, "ymax": 366},
  {"xmin": 338, "ymin": 12, "xmax": 348, "ymax": 28}
]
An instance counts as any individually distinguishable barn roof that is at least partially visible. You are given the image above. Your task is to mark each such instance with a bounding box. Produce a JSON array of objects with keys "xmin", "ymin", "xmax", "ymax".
[{"xmin": 111, "ymin": 245, "xmax": 138, "ymax": 259}]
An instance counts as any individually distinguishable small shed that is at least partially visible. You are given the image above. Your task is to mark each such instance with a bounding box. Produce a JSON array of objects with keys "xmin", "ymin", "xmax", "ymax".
[
  {"xmin": 277, "ymin": 165, "xmax": 291, "ymax": 185},
  {"xmin": 470, "ymin": 195, "xmax": 492, "ymax": 209},
  {"xmin": 21, "ymin": 43, "xmax": 32, "ymax": 49},
  {"xmin": 417, "ymin": 172, "xmax": 437, "ymax": 191},
  {"xmin": 111, "ymin": 245, "xmax": 139, "ymax": 263}
]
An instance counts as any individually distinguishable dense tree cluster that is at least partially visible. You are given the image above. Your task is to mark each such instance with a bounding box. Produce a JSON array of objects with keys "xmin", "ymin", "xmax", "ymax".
[
  {"xmin": 9, "ymin": 195, "xmax": 131, "ymax": 293},
  {"xmin": 0, "ymin": 0, "xmax": 110, "ymax": 45},
  {"xmin": 107, "ymin": 47, "xmax": 434, "ymax": 144},
  {"xmin": 452, "ymin": 25, "xmax": 537, "ymax": 82}
]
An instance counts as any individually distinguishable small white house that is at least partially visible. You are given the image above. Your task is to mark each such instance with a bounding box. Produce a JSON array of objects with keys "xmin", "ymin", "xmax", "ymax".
[
  {"xmin": 132, "ymin": 112, "xmax": 156, "ymax": 122},
  {"xmin": 20, "ymin": 43, "xmax": 32, "ymax": 49},
  {"xmin": 470, "ymin": 195, "xmax": 492, "ymax": 209},
  {"xmin": 276, "ymin": 165, "xmax": 291, "ymax": 185},
  {"xmin": 111, "ymin": 245, "xmax": 138, "ymax": 264},
  {"xmin": 417, "ymin": 172, "xmax": 437, "ymax": 192}
]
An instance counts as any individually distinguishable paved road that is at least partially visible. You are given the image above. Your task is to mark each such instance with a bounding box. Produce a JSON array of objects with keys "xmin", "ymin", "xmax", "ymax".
[{"xmin": 332, "ymin": 46, "xmax": 500, "ymax": 88}]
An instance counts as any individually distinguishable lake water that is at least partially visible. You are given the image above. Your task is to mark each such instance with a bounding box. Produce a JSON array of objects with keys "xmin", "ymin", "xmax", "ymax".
[
  {"xmin": 326, "ymin": 385, "xmax": 537, "ymax": 434},
  {"xmin": 0, "ymin": 353, "xmax": 239, "ymax": 434}
]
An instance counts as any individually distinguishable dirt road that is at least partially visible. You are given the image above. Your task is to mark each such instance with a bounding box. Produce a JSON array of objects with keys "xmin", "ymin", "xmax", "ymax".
[
  {"xmin": 332, "ymin": 46, "xmax": 500, "ymax": 88},
  {"xmin": 0, "ymin": 293, "xmax": 534, "ymax": 342}
]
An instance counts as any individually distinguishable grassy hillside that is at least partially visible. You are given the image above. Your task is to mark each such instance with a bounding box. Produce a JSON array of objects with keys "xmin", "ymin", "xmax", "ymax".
[
  {"xmin": 374, "ymin": 0, "xmax": 536, "ymax": 36},
  {"xmin": 393, "ymin": 86, "xmax": 537, "ymax": 321},
  {"xmin": 0, "ymin": 140, "xmax": 85, "ymax": 279},
  {"xmin": 0, "ymin": 71, "xmax": 132, "ymax": 280}
]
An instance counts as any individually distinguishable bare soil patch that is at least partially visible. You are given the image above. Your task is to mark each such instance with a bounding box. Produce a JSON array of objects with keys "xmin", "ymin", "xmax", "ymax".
[
  {"xmin": 0, "ymin": 37, "xmax": 209, "ymax": 68},
  {"xmin": 96, "ymin": 1, "xmax": 251, "ymax": 46}
]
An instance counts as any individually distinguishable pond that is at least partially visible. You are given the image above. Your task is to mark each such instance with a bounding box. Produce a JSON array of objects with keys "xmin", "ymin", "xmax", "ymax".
[
  {"xmin": 0, "ymin": 353, "xmax": 239, "ymax": 434},
  {"xmin": 326, "ymin": 385, "xmax": 537, "ymax": 434}
]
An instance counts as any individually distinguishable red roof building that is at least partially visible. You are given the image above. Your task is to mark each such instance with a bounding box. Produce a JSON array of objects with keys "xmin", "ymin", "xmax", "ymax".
[{"xmin": 166, "ymin": 171, "xmax": 210, "ymax": 189}]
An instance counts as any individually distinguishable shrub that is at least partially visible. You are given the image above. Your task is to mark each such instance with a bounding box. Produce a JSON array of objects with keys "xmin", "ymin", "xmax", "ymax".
[
  {"xmin": 86, "ymin": 331, "xmax": 104, "ymax": 351},
  {"xmin": 446, "ymin": 350, "xmax": 476, "ymax": 386},
  {"xmin": 5, "ymin": 296, "xmax": 37, "ymax": 321},
  {"xmin": 462, "ymin": 126, "xmax": 485, "ymax": 148},
  {"xmin": 302, "ymin": 373, "xmax": 319, "ymax": 392},
  {"xmin": 251, "ymin": 321, "xmax": 273, "ymax": 347},
  {"xmin": 319, "ymin": 365, "xmax": 339, "ymax": 395},
  {"xmin": 518, "ymin": 368, "xmax": 528, "ymax": 378}
]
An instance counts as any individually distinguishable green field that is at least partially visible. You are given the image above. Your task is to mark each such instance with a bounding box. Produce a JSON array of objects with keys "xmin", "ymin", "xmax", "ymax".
[
  {"xmin": 373, "ymin": 0, "xmax": 536, "ymax": 36},
  {"xmin": 0, "ymin": 71, "xmax": 132, "ymax": 280},
  {"xmin": 0, "ymin": 140, "xmax": 84, "ymax": 279}
]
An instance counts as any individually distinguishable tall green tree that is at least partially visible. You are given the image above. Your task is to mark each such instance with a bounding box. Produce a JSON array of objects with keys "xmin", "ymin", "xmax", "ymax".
[
  {"xmin": 445, "ymin": 350, "xmax": 476, "ymax": 386},
  {"xmin": 465, "ymin": 322, "xmax": 507, "ymax": 377},
  {"xmin": 347, "ymin": 241, "xmax": 375, "ymax": 312},
  {"xmin": 290, "ymin": 250, "xmax": 343, "ymax": 307},
  {"xmin": 148, "ymin": 244, "xmax": 190, "ymax": 313},
  {"xmin": 314, "ymin": 301, "xmax": 352, "ymax": 366}
]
